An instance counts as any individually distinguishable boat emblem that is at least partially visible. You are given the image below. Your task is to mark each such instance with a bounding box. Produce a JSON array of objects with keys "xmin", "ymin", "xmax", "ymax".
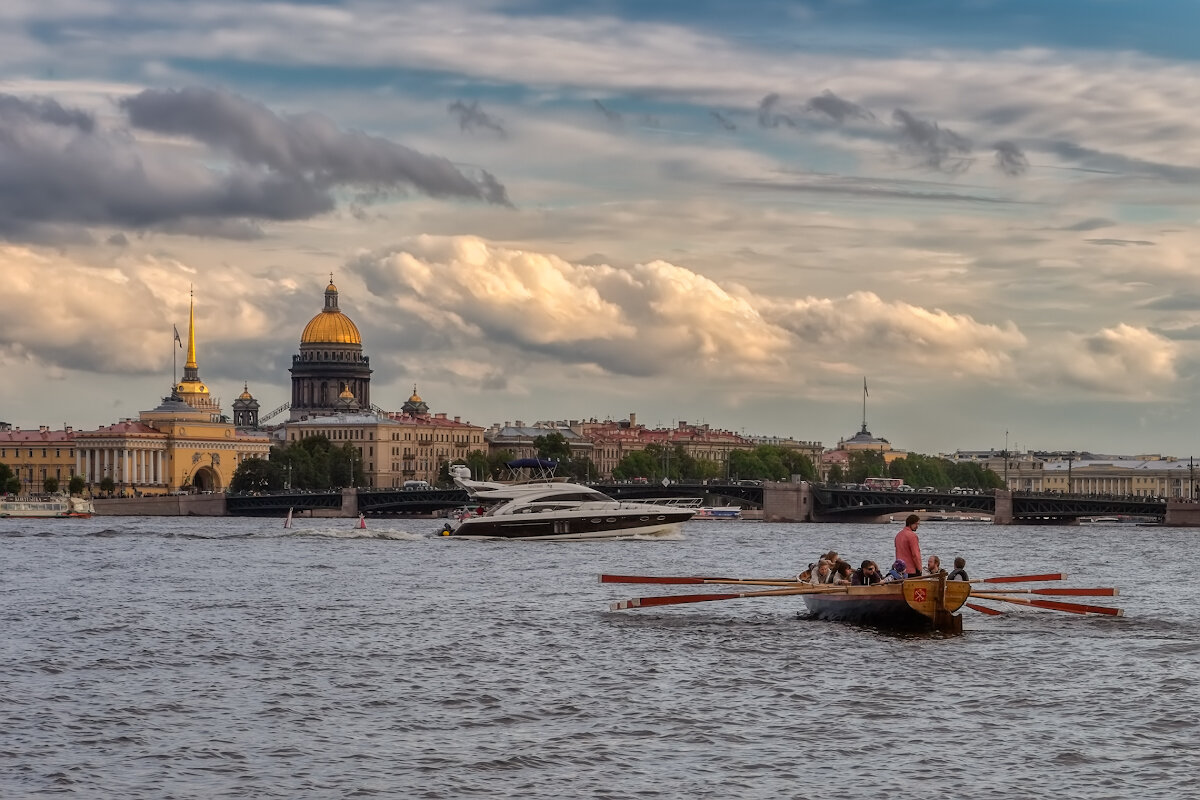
[{"xmin": 912, "ymin": 588, "xmax": 927, "ymax": 602}]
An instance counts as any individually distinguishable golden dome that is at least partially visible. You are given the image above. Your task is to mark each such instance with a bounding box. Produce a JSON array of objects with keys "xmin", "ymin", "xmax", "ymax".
[
  {"xmin": 339, "ymin": 385, "xmax": 355, "ymax": 399},
  {"xmin": 238, "ymin": 384, "xmax": 253, "ymax": 400},
  {"xmin": 300, "ymin": 279, "xmax": 362, "ymax": 344},
  {"xmin": 301, "ymin": 311, "xmax": 361, "ymax": 344}
]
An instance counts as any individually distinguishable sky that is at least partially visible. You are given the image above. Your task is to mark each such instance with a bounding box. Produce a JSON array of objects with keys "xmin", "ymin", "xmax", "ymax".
[{"xmin": 3, "ymin": 0, "xmax": 1200, "ymax": 457}]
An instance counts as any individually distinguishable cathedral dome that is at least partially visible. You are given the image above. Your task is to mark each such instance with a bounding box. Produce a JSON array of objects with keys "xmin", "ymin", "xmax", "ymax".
[{"xmin": 300, "ymin": 279, "xmax": 362, "ymax": 345}]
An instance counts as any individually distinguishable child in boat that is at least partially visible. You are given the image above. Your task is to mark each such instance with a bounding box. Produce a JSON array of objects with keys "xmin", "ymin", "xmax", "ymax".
[
  {"xmin": 948, "ymin": 556, "xmax": 969, "ymax": 581},
  {"xmin": 883, "ymin": 560, "xmax": 906, "ymax": 582},
  {"xmin": 852, "ymin": 560, "xmax": 883, "ymax": 585},
  {"xmin": 830, "ymin": 561, "xmax": 854, "ymax": 585}
]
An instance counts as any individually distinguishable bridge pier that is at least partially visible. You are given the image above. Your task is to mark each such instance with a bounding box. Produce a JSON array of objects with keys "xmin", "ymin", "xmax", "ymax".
[
  {"xmin": 763, "ymin": 480, "xmax": 813, "ymax": 522},
  {"xmin": 992, "ymin": 490, "xmax": 1012, "ymax": 525},
  {"xmin": 1164, "ymin": 500, "xmax": 1200, "ymax": 526},
  {"xmin": 342, "ymin": 487, "xmax": 358, "ymax": 517}
]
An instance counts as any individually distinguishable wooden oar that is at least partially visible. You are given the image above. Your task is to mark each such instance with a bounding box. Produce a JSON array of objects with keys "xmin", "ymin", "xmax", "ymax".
[
  {"xmin": 966, "ymin": 602, "xmax": 1004, "ymax": 616},
  {"xmin": 970, "ymin": 587, "xmax": 1118, "ymax": 597},
  {"xmin": 970, "ymin": 592, "xmax": 1123, "ymax": 617},
  {"xmin": 610, "ymin": 584, "xmax": 847, "ymax": 611},
  {"xmin": 976, "ymin": 572, "xmax": 1066, "ymax": 584},
  {"xmin": 601, "ymin": 574, "xmax": 803, "ymax": 587}
]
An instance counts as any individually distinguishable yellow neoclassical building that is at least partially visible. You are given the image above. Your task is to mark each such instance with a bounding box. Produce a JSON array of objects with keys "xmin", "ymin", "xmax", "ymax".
[{"xmin": 73, "ymin": 291, "xmax": 271, "ymax": 495}]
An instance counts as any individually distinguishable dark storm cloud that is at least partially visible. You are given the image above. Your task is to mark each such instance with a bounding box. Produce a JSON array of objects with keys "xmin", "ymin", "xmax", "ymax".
[
  {"xmin": 892, "ymin": 109, "xmax": 972, "ymax": 174},
  {"xmin": 0, "ymin": 94, "xmax": 94, "ymax": 132},
  {"xmin": 710, "ymin": 111, "xmax": 737, "ymax": 131},
  {"xmin": 726, "ymin": 174, "xmax": 1014, "ymax": 205},
  {"xmin": 1062, "ymin": 217, "xmax": 1115, "ymax": 231},
  {"xmin": 447, "ymin": 100, "xmax": 507, "ymax": 138},
  {"xmin": 804, "ymin": 90, "xmax": 873, "ymax": 123},
  {"xmin": 1085, "ymin": 238, "xmax": 1155, "ymax": 246},
  {"xmin": 592, "ymin": 99, "xmax": 622, "ymax": 124},
  {"xmin": 0, "ymin": 87, "xmax": 513, "ymax": 241},
  {"xmin": 1139, "ymin": 293, "xmax": 1200, "ymax": 311},
  {"xmin": 122, "ymin": 87, "xmax": 510, "ymax": 204},
  {"xmin": 1045, "ymin": 140, "xmax": 1200, "ymax": 183},
  {"xmin": 992, "ymin": 141, "xmax": 1029, "ymax": 176},
  {"xmin": 757, "ymin": 93, "xmax": 798, "ymax": 128}
]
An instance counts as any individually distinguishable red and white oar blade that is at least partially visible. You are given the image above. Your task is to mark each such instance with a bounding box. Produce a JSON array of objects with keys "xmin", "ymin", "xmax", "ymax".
[
  {"xmin": 980, "ymin": 573, "xmax": 1066, "ymax": 584},
  {"xmin": 966, "ymin": 602, "xmax": 1004, "ymax": 616},
  {"xmin": 971, "ymin": 592, "xmax": 1123, "ymax": 617}
]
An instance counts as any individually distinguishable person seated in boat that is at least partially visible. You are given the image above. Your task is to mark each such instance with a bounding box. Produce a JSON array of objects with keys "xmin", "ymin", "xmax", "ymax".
[
  {"xmin": 830, "ymin": 560, "xmax": 854, "ymax": 585},
  {"xmin": 811, "ymin": 559, "xmax": 834, "ymax": 584},
  {"xmin": 883, "ymin": 560, "xmax": 907, "ymax": 582},
  {"xmin": 924, "ymin": 554, "xmax": 942, "ymax": 575},
  {"xmin": 796, "ymin": 563, "xmax": 815, "ymax": 582},
  {"xmin": 948, "ymin": 556, "xmax": 969, "ymax": 581},
  {"xmin": 820, "ymin": 550, "xmax": 840, "ymax": 565},
  {"xmin": 852, "ymin": 560, "xmax": 883, "ymax": 585}
]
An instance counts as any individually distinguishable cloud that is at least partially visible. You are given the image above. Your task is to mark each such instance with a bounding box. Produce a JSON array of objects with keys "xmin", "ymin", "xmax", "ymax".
[
  {"xmin": 710, "ymin": 110, "xmax": 736, "ymax": 131},
  {"xmin": 992, "ymin": 140, "xmax": 1029, "ymax": 176},
  {"xmin": 352, "ymin": 235, "xmax": 792, "ymax": 379},
  {"xmin": 804, "ymin": 90, "xmax": 873, "ymax": 123},
  {"xmin": 892, "ymin": 109, "xmax": 972, "ymax": 173},
  {"xmin": 121, "ymin": 87, "xmax": 511, "ymax": 205},
  {"xmin": 1039, "ymin": 324, "xmax": 1178, "ymax": 395},
  {"xmin": 592, "ymin": 99, "xmax": 622, "ymax": 124},
  {"xmin": 447, "ymin": 99, "xmax": 507, "ymax": 138},
  {"xmin": 763, "ymin": 291, "xmax": 1026, "ymax": 379},
  {"xmin": 0, "ymin": 87, "xmax": 512, "ymax": 242},
  {"xmin": 1085, "ymin": 238, "xmax": 1155, "ymax": 246},
  {"xmin": 757, "ymin": 93, "xmax": 798, "ymax": 129}
]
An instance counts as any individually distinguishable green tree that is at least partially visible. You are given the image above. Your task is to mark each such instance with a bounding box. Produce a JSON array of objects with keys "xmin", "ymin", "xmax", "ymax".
[
  {"xmin": 0, "ymin": 462, "xmax": 14, "ymax": 493},
  {"xmin": 68, "ymin": 475, "xmax": 86, "ymax": 496},
  {"xmin": 487, "ymin": 448, "xmax": 516, "ymax": 479},
  {"xmin": 533, "ymin": 432, "xmax": 572, "ymax": 463},
  {"xmin": 827, "ymin": 464, "xmax": 845, "ymax": 484},
  {"xmin": 43, "ymin": 476, "xmax": 59, "ymax": 494},
  {"xmin": 231, "ymin": 457, "xmax": 284, "ymax": 493},
  {"xmin": 99, "ymin": 476, "xmax": 116, "ymax": 496},
  {"xmin": 847, "ymin": 450, "xmax": 887, "ymax": 483}
]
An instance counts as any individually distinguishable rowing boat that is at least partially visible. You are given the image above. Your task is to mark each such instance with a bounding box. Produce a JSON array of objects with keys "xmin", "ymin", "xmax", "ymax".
[
  {"xmin": 601, "ymin": 571, "xmax": 1120, "ymax": 635},
  {"xmin": 801, "ymin": 576, "xmax": 971, "ymax": 633}
]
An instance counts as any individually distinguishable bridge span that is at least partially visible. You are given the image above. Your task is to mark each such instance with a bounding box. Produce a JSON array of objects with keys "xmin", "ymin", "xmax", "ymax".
[{"xmin": 96, "ymin": 482, "xmax": 1200, "ymax": 525}]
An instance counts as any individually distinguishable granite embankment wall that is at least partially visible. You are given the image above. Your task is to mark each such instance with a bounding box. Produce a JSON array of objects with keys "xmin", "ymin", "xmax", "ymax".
[{"xmin": 94, "ymin": 494, "xmax": 227, "ymax": 516}]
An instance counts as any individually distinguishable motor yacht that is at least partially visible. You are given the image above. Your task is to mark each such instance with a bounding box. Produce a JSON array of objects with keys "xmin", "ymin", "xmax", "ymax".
[{"xmin": 438, "ymin": 460, "xmax": 695, "ymax": 540}]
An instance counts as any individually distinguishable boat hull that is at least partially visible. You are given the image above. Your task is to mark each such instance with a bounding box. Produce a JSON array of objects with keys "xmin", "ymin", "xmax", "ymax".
[
  {"xmin": 802, "ymin": 578, "xmax": 969, "ymax": 632},
  {"xmin": 0, "ymin": 498, "xmax": 95, "ymax": 518},
  {"xmin": 440, "ymin": 509, "xmax": 694, "ymax": 540}
]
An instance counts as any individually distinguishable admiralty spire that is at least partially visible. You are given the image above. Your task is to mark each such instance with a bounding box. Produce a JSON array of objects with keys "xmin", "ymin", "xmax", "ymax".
[
  {"xmin": 289, "ymin": 276, "xmax": 372, "ymax": 420},
  {"xmin": 174, "ymin": 288, "xmax": 221, "ymax": 419}
]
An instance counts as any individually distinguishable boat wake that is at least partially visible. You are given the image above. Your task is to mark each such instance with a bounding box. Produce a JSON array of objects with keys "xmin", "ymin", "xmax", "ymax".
[{"xmin": 280, "ymin": 527, "xmax": 424, "ymax": 541}]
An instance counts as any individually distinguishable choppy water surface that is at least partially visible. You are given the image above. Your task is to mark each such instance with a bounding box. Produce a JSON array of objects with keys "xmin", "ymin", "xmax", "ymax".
[{"xmin": 2, "ymin": 516, "xmax": 1197, "ymax": 799}]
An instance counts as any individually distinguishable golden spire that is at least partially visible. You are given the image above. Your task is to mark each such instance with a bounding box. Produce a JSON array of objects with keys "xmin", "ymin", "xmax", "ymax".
[{"xmin": 185, "ymin": 286, "xmax": 198, "ymax": 370}]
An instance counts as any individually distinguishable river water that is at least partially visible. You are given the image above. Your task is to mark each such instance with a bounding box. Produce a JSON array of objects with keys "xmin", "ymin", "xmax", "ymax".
[{"xmin": 2, "ymin": 515, "xmax": 1196, "ymax": 799}]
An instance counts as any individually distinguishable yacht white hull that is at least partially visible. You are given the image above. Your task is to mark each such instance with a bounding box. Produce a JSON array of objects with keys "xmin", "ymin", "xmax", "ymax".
[{"xmin": 441, "ymin": 518, "xmax": 686, "ymax": 541}]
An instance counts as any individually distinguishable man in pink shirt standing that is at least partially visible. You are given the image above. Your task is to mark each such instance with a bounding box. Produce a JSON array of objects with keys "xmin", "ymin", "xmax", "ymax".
[{"xmin": 894, "ymin": 514, "xmax": 923, "ymax": 579}]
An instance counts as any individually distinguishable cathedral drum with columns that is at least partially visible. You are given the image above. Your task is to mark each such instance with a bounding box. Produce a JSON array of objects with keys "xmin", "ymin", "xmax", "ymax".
[{"xmin": 290, "ymin": 278, "xmax": 372, "ymax": 420}]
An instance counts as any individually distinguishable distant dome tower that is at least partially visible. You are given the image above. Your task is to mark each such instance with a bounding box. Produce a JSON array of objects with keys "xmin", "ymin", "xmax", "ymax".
[
  {"xmin": 289, "ymin": 276, "xmax": 372, "ymax": 420},
  {"xmin": 401, "ymin": 386, "xmax": 429, "ymax": 416},
  {"xmin": 232, "ymin": 383, "xmax": 260, "ymax": 429}
]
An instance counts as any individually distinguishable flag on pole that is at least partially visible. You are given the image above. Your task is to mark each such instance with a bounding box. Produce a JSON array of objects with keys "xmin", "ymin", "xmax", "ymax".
[
  {"xmin": 173, "ymin": 325, "xmax": 183, "ymax": 348},
  {"xmin": 864, "ymin": 377, "xmax": 868, "ymax": 397}
]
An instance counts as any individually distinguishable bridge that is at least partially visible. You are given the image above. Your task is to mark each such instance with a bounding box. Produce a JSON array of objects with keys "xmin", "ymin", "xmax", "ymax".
[{"xmin": 197, "ymin": 482, "xmax": 1187, "ymax": 525}]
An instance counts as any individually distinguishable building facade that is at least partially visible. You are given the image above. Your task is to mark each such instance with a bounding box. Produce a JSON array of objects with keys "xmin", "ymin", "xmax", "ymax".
[{"xmin": 0, "ymin": 426, "xmax": 80, "ymax": 494}]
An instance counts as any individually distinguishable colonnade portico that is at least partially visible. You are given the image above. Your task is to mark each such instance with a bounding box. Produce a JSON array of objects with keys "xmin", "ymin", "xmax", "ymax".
[{"xmin": 76, "ymin": 444, "xmax": 167, "ymax": 490}]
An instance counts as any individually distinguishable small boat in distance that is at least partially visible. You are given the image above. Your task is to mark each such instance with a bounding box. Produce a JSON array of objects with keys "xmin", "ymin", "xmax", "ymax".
[
  {"xmin": 693, "ymin": 506, "xmax": 742, "ymax": 520},
  {"xmin": 0, "ymin": 495, "xmax": 95, "ymax": 518},
  {"xmin": 439, "ymin": 459, "xmax": 695, "ymax": 540}
]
